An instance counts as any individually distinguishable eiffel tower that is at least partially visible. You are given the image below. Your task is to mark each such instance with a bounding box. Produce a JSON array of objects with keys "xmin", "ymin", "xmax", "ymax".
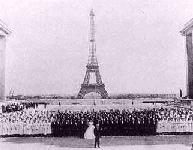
[{"xmin": 77, "ymin": 9, "xmax": 108, "ymax": 99}]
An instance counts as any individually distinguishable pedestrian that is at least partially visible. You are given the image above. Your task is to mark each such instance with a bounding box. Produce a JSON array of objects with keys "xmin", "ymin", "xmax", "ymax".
[{"xmin": 94, "ymin": 123, "xmax": 100, "ymax": 148}]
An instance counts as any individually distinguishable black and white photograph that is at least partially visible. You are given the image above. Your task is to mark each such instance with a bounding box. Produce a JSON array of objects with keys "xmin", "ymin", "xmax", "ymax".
[{"xmin": 0, "ymin": 0, "xmax": 193, "ymax": 149}]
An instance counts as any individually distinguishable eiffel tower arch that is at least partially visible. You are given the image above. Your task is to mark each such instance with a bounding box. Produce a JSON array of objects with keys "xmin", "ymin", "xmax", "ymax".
[{"xmin": 77, "ymin": 9, "xmax": 108, "ymax": 99}]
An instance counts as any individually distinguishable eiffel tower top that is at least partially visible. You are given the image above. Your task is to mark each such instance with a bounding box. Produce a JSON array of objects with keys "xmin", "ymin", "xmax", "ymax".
[{"xmin": 87, "ymin": 9, "xmax": 98, "ymax": 67}]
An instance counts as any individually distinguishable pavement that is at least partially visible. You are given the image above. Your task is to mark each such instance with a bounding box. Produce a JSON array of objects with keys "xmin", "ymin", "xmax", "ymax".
[
  {"xmin": 0, "ymin": 143, "xmax": 190, "ymax": 150},
  {"xmin": 0, "ymin": 135, "xmax": 193, "ymax": 150}
]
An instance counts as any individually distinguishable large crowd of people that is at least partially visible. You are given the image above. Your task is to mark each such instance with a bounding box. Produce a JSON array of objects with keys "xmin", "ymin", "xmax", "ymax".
[
  {"xmin": 1, "ymin": 102, "xmax": 38, "ymax": 113},
  {"xmin": 1, "ymin": 102, "xmax": 193, "ymax": 137},
  {"xmin": 0, "ymin": 108, "xmax": 54, "ymax": 136},
  {"xmin": 157, "ymin": 107, "xmax": 193, "ymax": 121},
  {"xmin": 51, "ymin": 109, "xmax": 158, "ymax": 137},
  {"xmin": 156, "ymin": 107, "xmax": 193, "ymax": 133}
]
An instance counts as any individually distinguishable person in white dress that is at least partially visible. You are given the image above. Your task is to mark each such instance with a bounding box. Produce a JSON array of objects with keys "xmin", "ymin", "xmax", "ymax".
[{"xmin": 84, "ymin": 121, "xmax": 95, "ymax": 139}]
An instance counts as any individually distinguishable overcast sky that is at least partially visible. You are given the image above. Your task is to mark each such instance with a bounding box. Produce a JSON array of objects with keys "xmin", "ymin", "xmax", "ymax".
[{"xmin": 0, "ymin": 0, "xmax": 193, "ymax": 95}]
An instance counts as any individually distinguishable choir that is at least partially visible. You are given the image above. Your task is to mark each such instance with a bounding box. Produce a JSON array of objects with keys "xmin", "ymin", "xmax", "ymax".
[
  {"xmin": 0, "ymin": 109, "xmax": 53, "ymax": 136},
  {"xmin": 157, "ymin": 107, "xmax": 193, "ymax": 133},
  {"xmin": 51, "ymin": 109, "xmax": 158, "ymax": 137},
  {"xmin": 1, "ymin": 102, "xmax": 193, "ymax": 137}
]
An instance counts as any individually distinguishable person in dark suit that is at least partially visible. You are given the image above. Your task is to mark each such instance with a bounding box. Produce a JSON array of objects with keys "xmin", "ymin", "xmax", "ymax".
[{"xmin": 94, "ymin": 123, "xmax": 100, "ymax": 148}]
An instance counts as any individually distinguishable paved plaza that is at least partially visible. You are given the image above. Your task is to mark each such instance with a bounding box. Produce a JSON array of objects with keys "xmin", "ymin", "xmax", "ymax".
[{"xmin": 0, "ymin": 135, "xmax": 193, "ymax": 150}]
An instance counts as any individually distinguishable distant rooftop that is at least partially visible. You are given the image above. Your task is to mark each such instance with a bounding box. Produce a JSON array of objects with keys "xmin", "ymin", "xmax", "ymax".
[{"xmin": 180, "ymin": 18, "xmax": 193, "ymax": 36}]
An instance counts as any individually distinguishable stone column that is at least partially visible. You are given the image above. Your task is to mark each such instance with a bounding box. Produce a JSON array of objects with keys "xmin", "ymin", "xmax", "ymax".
[
  {"xmin": 181, "ymin": 19, "xmax": 193, "ymax": 99},
  {"xmin": 0, "ymin": 35, "xmax": 5, "ymax": 101},
  {"xmin": 0, "ymin": 25, "xmax": 10, "ymax": 101},
  {"xmin": 186, "ymin": 32, "xmax": 193, "ymax": 98}
]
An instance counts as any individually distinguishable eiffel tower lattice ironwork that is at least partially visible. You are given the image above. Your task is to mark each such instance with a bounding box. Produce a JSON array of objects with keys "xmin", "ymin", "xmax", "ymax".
[{"xmin": 77, "ymin": 9, "xmax": 108, "ymax": 99}]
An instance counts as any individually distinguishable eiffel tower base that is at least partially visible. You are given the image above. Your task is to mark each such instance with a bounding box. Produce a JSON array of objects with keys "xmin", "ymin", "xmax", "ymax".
[{"xmin": 77, "ymin": 83, "xmax": 108, "ymax": 99}]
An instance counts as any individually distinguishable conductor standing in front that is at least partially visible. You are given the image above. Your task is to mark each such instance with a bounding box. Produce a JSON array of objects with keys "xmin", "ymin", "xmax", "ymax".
[{"xmin": 94, "ymin": 123, "xmax": 100, "ymax": 148}]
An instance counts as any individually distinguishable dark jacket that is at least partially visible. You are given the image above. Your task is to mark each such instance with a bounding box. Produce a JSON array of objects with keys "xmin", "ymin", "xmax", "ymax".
[{"xmin": 94, "ymin": 126, "xmax": 100, "ymax": 139}]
